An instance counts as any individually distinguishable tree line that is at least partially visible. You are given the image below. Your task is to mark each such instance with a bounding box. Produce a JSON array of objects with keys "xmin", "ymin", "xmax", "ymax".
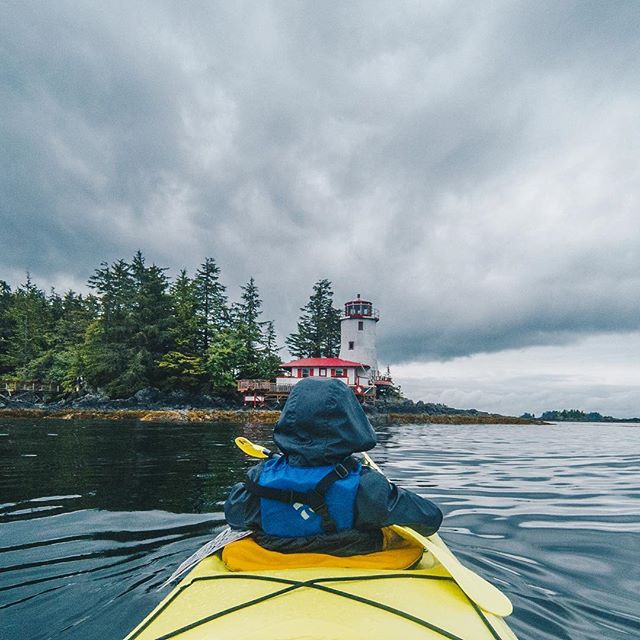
[
  {"xmin": 0, "ymin": 252, "xmax": 342, "ymax": 397},
  {"xmin": 536, "ymin": 409, "xmax": 639, "ymax": 423}
]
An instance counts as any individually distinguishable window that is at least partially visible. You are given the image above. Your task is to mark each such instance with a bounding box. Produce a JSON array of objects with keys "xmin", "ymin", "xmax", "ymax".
[
  {"xmin": 348, "ymin": 341, "xmax": 354, "ymax": 350},
  {"xmin": 319, "ymin": 368, "xmax": 326, "ymax": 376},
  {"xmin": 334, "ymin": 368, "xmax": 344, "ymax": 377},
  {"xmin": 301, "ymin": 368, "xmax": 310, "ymax": 377},
  {"xmin": 358, "ymin": 321, "xmax": 363, "ymax": 330}
]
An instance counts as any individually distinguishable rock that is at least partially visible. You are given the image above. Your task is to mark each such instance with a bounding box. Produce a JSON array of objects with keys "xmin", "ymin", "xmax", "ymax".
[
  {"xmin": 110, "ymin": 397, "xmax": 136, "ymax": 408},
  {"xmin": 133, "ymin": 387, "xmax": 161, "ymax": 404},
  {"xmin": 165, "ymin": 390, "xmax": 189, "ymax": 406},
  {"xmin": 72, "ymin": 392, "xmax": 110, "ymax": 408},
  {"xmin": 140, "ymin": 410, "xmax": 187, "ymax": 422}
]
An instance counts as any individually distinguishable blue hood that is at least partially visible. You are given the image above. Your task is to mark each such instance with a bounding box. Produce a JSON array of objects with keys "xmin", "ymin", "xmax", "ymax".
[{"xmin": 274, "ymin": 377, "xmax": 377, "ymax": 465}]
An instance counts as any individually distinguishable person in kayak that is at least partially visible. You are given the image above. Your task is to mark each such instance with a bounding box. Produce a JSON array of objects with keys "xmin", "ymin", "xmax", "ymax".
[{"xmin": 225, "ymin": 377, "xmax": 443, "ymax": 556}]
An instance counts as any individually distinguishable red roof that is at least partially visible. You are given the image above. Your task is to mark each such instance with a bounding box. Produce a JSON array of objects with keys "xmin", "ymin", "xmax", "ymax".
[{"xmin": 281, "ymin": 357, "xmax": 368, "ymax": 368}]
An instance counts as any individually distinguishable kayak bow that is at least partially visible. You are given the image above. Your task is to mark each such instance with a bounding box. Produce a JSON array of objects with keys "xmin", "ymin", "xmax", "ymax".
[{"xmin": 122, "ymin": 439, "xmax": 518, "ymax": 640}]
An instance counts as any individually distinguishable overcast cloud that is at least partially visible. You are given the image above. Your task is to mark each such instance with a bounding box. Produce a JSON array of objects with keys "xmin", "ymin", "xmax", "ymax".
[{"xmin": 2, "ymin": 1, "xmax": 639, "ymax": 414}]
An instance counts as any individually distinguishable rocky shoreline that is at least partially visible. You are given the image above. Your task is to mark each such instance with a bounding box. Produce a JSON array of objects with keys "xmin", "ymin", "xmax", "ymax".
[
  {"xmin": 0, "ymin": 387, "xmax": 546, "ymax": 425},
  {"xmin": 0, "ymin": 407, "xmax": 544, "ymax": 426}
]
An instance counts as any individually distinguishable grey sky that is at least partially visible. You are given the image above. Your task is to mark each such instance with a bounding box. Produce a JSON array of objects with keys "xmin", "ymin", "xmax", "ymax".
[{"xmin": 2, "ymin": 1, "xmax": 639, "ymax": 414}]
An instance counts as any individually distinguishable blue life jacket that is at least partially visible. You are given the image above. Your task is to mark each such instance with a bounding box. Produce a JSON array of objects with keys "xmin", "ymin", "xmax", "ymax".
[{"xmin": 245, "ymin": 455, "xmax": 361, "ymax": 537}]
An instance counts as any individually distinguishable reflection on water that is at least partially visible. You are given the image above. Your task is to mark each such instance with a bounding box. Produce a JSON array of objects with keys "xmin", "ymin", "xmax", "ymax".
[{"xmin": 1, "ymin": 418, "xmax": 639, "ymax": 639}]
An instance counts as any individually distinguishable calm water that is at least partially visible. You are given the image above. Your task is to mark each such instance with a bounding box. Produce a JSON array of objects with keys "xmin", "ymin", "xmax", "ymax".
[{"xmin": 1, "ymin": 418, "xmax": 638, "ymax": 639}]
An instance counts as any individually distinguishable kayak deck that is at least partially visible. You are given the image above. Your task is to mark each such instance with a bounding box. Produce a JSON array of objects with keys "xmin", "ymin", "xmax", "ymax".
[{"xmin": 125, "ymin": 548, "xmax": 518, "ymax": 640}]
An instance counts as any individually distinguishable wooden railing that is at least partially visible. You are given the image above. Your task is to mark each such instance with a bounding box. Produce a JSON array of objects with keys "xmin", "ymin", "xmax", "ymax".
[
  {"xmin": 0, "ymin": 381, "xmax": 63, "ymax": 394},
  {"xmin": 237, "ymin": 380, "xmax": 295, "ymax": 394}
]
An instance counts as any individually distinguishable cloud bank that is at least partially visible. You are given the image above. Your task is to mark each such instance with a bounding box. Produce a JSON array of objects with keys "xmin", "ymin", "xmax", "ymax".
[{"xmin": 395, "ymin": 332, "xmax": 640, "ymax": 417}]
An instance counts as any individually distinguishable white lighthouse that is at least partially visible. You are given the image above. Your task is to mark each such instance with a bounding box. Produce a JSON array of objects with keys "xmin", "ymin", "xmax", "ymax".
[{"xmin": 338, "ymin": 294, "xmax": 379, "ymax": 376}]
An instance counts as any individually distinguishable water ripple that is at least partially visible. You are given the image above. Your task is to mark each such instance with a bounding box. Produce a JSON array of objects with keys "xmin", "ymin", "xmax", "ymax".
[{"xmin": 0, "ymin": 417, "xmax": 638, "ymax": 639}]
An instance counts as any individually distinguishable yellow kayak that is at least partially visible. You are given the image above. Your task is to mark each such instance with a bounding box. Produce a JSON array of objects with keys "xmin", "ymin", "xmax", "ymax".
[{"xmin": 124, "ymin": 531, "xmax": 518, "ymax": 640}]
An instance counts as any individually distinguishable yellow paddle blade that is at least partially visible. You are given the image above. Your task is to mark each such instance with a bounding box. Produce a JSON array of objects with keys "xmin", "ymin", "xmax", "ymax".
[
  {"xmin": 392, "ymin": 526, "xmax": 513, "ymax": 617},
  {"xmin": 234, "ymin": 437, "xmax": 269, "ymax": 459},
  {"xmin": 364, "ymin": 452, "xmax": 512, "ymax": 617}
]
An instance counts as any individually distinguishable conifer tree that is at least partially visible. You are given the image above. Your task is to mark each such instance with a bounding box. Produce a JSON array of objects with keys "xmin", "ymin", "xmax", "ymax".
[
  {"xmin": 88, "ymin": 259, "xmax": 135, "ymax": 342},
  {"xmin": 129, "ymin": 250, "xmax": 174, "ymax": 388},
  {"xmin": 286, "ymin": 279, "xmax": 341, "ymax": 358},
  {"xmin": 207, "ymin": 277, "xmax": 278, "ymax": 385},
  {"xmin": 6, "ymin": 275, "xmax": 51, "ymax": 373},
  {"xmin": 169, "ymin": 270, "xmax": 199, "ymax": 353},
  {"xmin": 84, "ymin": 260, "xmax": 136, "ymax": 395},
  {"xmin": 229, "ymin": 277, "xmax": 264, "ymax": 380},
  {"xmin": 0, "ymin": 257, "xmax": 286, "ymax": 396},
  {"xmin": 194, "ymin": 258, "xmax": 227, "ymax": 352},
  {"xmin": 159, "ymin": 269, "xmax": 206, "ymax": 390},
  {"xmin": 206, "ymin": 326, "xmax": 244, "ymax": 389},
  {"xmin": 54, "ymin": 292, "xmax": 98, "ymax": 390},
  {"xmin": 0, "ymin": 281, "xmax": 14, "ymax": 375},
  {"xmin": 259, "ymin": 320, "xmax": 282, "ymax": 379},
  {"xmin": 23, "ymin": 291, "xmax": 98, "ymax": 389},
  {"xmin": 55, "ymin": 292, "xmax": 98, "ymax": 348},
  {"xmin": 84, "ymin": 253, "xmax": 174, "ymax": 396}
]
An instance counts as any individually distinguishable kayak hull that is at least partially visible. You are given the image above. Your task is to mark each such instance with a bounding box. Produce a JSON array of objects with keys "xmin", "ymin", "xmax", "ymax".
[{"xmin": 125, "ymin": 540, "xmax": 518, "ymax": 640}]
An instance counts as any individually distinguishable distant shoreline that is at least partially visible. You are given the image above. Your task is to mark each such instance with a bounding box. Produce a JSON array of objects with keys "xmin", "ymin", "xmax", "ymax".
[
  {"xmin": 542, "ymin": 417, "xmax": 640, "ymax": 424},
  {"xmin": 535, "ymin": 411, "xmax": 640, "ymax": 424},
  {"xmin": 0, "ymin": 407, "xmax": 546, "ymax": 425}
]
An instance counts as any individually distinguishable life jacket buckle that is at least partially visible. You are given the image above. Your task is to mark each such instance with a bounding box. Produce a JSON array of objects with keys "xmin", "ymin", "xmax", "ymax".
[{"xmin": 335, "ymin": 462, "xmax": 349, "ymax": 479}]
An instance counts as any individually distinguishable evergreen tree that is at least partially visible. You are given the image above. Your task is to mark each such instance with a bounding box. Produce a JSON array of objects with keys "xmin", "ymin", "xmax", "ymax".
[
  {"xmin": 159, "ymin": 270, "xmax": 207, "ymax": 390},
  {"xmin": 6, "ymin": 275, "xmax": 51, "ymax": 374},
  {"xmin": 129, "ymin": 251, "xmax": 174, "ymax": 388},
  {"xmin": 54, "ymin": 292, "xmax": 98, "ymax": 390},
  {"xmin": 285, "ymin": 279, "xmax": 341, "ymax": 358},
  {"xmin": 206, "ymin": 326, "xmax": 244, "ymax": 389},
  {"xmin": 88, "ymin": 259, "xmax": 135, "ymax": 343},
  {"xmin": 259, "ymin": 320, "xmax": 282, "ymax": 379},
  {"xmin": 84, "ymin": 260, "xmax": 136, "ymax": 395},
  {"xmin": 23, "ymin": 291, "xmax": 98, "ymax": 390},
  {"xmin": 0, "ymin": 258, "xmax": 285, "ymax": 396},
  {"xmin": 169, "ymin": 270, "xmax": 199, "ymax": 353},
  {"xmin": 207, "ymin": 277, "xmax": 278, "ymax": 386},
  {"xmin": 47, "ymin": 289, "xmax": 65, "ymax": 334},
  {"xmin": 84, "ymin": 253, "xmax": 174, "ymax": 396},
  {"xmin": 0, "ymin": 281, "xmax": 14, "ymax": 375},
  {"xmin": 194, "ymin": 258, "xmax": 227, "ymax": 352},
  {"xmin": 232, "ymin": 277, "xmax": 266, "ymax": 379},
  {"xmin": 55, "ymin": 292, "xmax": 99, "ymax": 348}
]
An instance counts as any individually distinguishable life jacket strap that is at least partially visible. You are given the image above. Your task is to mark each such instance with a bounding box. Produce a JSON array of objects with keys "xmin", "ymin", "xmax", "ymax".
[
  {"xmin": 244, "ymin": 479, "xmax": 308, "ymax": 507},
  {"xmin": 245, "ymin": 456, "xmax": 360, "ymax": 534}
]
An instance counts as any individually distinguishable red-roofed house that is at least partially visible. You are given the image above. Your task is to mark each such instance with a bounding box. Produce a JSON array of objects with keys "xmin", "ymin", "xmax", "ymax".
[{"xmin": 278, "ymin": 357, "xmax": 370, "ymax": 388}]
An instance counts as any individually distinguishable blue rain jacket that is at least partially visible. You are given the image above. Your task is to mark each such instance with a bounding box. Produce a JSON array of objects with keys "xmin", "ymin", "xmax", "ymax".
[{"xmin": 225, "ymin": 378, "xmax": 443, "ymax": 554}]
